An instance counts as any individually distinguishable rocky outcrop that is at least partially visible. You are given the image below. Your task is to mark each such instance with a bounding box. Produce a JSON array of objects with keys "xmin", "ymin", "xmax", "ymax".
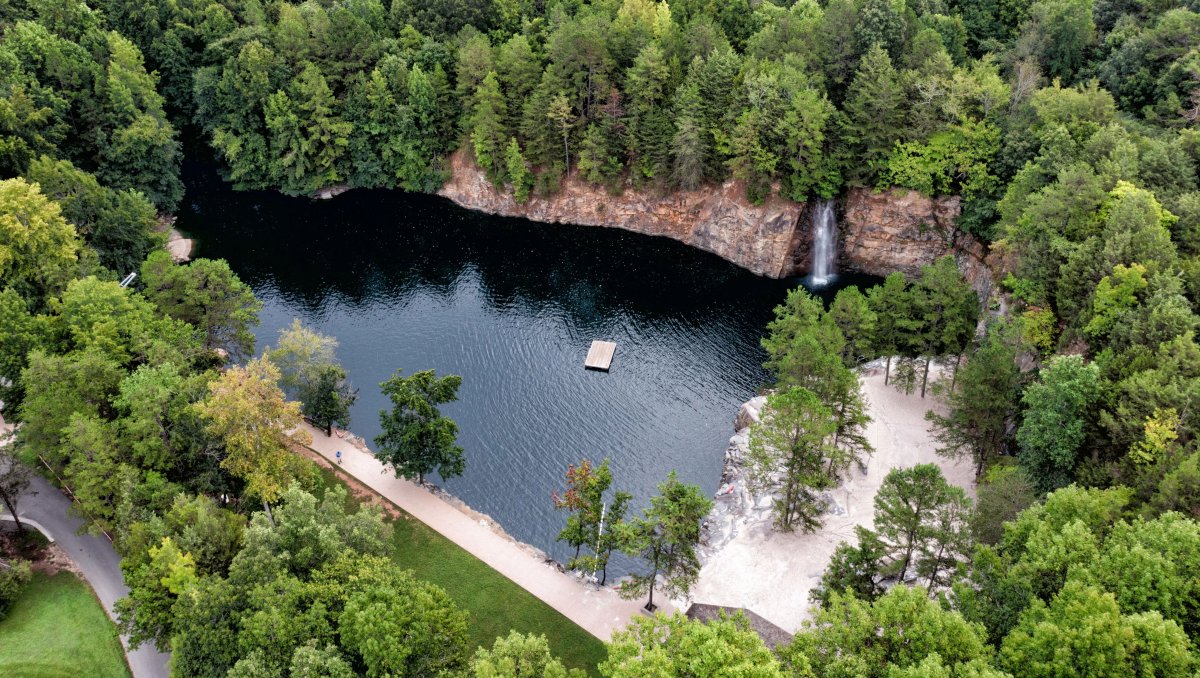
[
  {"xmin": 440, "ymin": 152, "xmax": 993, "ymax": 293},
  {"xmin": 166, "ymin": 228, "xmax": 193, "ymax": 263},
  {"xmin": 439, "ymin": 150, "xmax": 808, "ymax": 278},
  {"xmin": 842, "ymin": 187, "xmax": 992, "ymax": 298}
]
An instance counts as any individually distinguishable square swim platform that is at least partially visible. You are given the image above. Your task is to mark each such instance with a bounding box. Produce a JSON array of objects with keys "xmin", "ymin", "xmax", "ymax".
[{"xmin": 584, "ymin": 341, "xmax": 617, "ymax": 371}]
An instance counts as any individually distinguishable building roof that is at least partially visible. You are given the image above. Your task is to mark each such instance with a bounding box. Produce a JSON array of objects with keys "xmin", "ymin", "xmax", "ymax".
[{"xmin": 684, "ymin": 603, "xmax": 794, "ymax": 650}]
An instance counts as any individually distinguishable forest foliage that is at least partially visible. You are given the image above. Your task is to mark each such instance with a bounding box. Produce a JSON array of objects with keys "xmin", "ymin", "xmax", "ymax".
[{"xmin": 2, "ymin": 0, "xmax": 1200, "ymax": 675}]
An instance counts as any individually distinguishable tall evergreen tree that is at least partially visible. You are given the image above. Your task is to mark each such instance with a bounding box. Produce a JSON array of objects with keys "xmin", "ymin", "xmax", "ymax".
[
  {"xmin": 469, "ymin": 71, "xmax": 509, "ymax": 184},
  {"xmin": 867, "ymin": 272, "xmax": 915, "ymax": 384},
  {"xmin": 841, "ymin": 44, "xmax": 906, "ymax": 181},
  {"xmin": 911, "ymin": 256, "xmax": 979, "ymax": 397},
  {"xmin": 747, "ymin": 386, "xmax": 838, "ymax": 532},
  {"xmin": 927, "ymin": 326, "xmax": 1021, "ymax": 478},
  {"xmin": 620, "ymin": 471, "xmax": 712, "ymax": 610}
]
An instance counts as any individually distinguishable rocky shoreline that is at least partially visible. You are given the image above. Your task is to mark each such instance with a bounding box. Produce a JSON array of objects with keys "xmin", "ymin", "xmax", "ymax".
[{"xmin": 335, "ymin": 427, "xmax": 583, "ymax": 579}]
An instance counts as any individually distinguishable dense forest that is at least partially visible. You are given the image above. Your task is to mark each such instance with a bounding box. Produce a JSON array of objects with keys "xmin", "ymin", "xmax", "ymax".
[{"xmin": 1, "ymin": 0, "xmax": 1200, "ymax": 676}]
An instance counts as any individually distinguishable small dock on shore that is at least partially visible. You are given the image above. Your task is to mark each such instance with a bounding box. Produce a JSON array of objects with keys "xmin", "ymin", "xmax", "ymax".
[{"xmin": 585, "ymin": 341, "xmax": 617, "ymax": 371}]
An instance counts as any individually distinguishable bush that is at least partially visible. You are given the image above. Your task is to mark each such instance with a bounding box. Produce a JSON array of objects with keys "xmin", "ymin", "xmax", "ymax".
[{"xmin": 0, "ymin": 560, "xmax": 33, "ymax": 619}]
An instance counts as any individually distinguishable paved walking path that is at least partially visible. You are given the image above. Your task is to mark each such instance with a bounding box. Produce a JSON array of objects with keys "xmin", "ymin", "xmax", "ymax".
[
  {"xmin": 3, "ymin": 417, "xmax": 169, "ymax": 678},
  {"xmin": 302, "ymin": 423, "xmax": 671, "ymax": 641}
]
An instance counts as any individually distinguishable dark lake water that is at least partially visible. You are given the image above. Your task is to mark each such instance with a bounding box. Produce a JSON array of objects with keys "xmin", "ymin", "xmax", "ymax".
[{"xmin": 177, "ymin": 160, "xmax": 878, "ymax": 570}]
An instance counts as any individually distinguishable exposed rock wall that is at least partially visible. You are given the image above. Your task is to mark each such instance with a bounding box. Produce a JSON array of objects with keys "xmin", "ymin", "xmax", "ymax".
[
  {"xmin": 439, "ymin": 150, "xmax": 808, "ymax": 278},
  {"xmin": 841, "ymin": 187, "xmax": 992, "ymax": 298},
  {"xmin": 439, "ymin": 151, "xmax": 992, "ymax": 295}
]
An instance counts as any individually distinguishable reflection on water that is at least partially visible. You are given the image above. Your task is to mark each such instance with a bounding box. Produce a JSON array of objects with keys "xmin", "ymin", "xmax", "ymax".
[{"xmin": 177, "ymin": 159, "xmax": 879, "ymax": 571}]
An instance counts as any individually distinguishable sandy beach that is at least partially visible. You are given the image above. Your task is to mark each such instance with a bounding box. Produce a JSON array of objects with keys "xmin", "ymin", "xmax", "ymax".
[{"xmin": 689, "ymin": 362, "xmax": 976, "ymax": 632}]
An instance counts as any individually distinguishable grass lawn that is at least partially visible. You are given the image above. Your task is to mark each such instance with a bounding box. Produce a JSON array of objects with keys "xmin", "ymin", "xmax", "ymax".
[
  {"xmin": 0, "ymin": 572, "xmax": 130, "ymax": 678},
  {"xmin": 311, "ymin": 464, "xmax": 607, "ymax": 674}
]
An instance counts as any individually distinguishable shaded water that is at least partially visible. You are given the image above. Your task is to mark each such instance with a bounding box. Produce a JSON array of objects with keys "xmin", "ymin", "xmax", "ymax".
[{"xmin": 177, "ymin": 161, "xmax": 879, "ymax": 570}]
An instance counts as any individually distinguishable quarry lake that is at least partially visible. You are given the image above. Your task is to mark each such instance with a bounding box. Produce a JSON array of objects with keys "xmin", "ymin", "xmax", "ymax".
[{"xmin": 178, "ymin": 160, "xmax": 877, "ymax": 569}]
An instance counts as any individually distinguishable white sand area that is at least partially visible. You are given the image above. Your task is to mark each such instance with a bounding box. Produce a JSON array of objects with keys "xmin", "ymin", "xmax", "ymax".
[{"xmin": 688, "ymin": 362, "xmax": 977, "ymax": 632}]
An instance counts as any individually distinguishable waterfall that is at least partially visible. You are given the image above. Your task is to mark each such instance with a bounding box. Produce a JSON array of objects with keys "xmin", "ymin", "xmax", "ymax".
[{"xmin": 809, "ymin": 199, "xmax": 837, "ymax": 286}]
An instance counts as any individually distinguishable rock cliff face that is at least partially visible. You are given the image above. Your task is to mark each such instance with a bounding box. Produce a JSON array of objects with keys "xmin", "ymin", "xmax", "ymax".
[
  {"xmin": 439, "ymin": 151, "xmax": 991, "ymax": 294},
  {"xmin": 841, "ymin": 188, "xmax": 992, "ymax": 298},
  {"xmin": 439, "ymin": 150, "xmax": 808, "ymax": 278}
]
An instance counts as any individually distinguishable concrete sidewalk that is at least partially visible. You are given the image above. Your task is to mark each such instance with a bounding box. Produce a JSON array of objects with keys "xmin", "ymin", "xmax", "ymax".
[{"xmin": 301, "ymin": 423, "xmax": 670, "ymax": 641}]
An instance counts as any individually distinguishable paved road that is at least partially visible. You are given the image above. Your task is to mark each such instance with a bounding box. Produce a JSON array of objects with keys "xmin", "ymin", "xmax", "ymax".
[
  {"xmin": 13, "ymin": 474, "xmax": 171, "ymax": 678},
  {"xmin": 2, "ymin": 416, "xmax": 168, "ymax": 678}
]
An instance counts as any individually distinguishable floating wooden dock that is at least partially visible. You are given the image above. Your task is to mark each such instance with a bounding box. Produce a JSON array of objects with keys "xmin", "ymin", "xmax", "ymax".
[{"xmin": 585, "ymin": 341, "xmax": 617, "ymax": 371}]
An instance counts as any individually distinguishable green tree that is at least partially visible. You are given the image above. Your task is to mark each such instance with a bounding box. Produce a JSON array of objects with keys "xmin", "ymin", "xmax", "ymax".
[
  {"xmin": 505, "ymin": 137, "xmax": 533, "ymax": 203},
  {"xmin": 1083, "ymin": 263, "xmax": 1147, "ymax": 341},
  {"xmin": 841, "ymin": 45, "xmax": 907, "ymax": 181},
  {"xmin": 761, "ymin": 287, "xmax": 845, "ymax": 393},
  {"xmin": 472, "ymin": 631, "xmax": 584, "ymax": 678},
  {"xmin": 553, "ymin": 458, "xmax": 631, "ymax": 585},
  {"xmin": 970, "ymin": 465, "xmax": 1038, "ymax": 545},
  {"xmin": 470, "ymin": 72, "xmax": 509, "ymax": 184},
  {"xmin": 0, "ymin": 287, "xmax": 42, "ymax": 410},
  {"xmin": 811, "ymin": 525, "xmax": 888, "ymax": 608},
  {"xmin": 266, "ymin": 62, "xmax": 352, "ymax": 195},
  {"xmin": 828, "ymin": 286, "xmax": 878, "ymax": 365},
  {"xmin": 25, "ymin": 156, "xmax": 160, "ymax": 276},
  {"xmin": 495, "ymin": 34, "xmax": 540, "ymax": 133},
  {"xmin": 1022, "ymin": 0, "xmax": 1096, "ymax": 82},
  {"xmin": 336, "ymin": 559, "xmax": 471, "ymax": 677},
  {"xmin": 874, "ymin": 464, "xmax": 971, "ymax": 583},
  {"xmin": 0, "ymin": 443, "xmax": 32, "ymax": 535},
  {"xmin": 926, "ymin": 326, "xmax": 1021, "ymax": 478},
  {"xmin": 602, "ymin": 613, "xmax": 784, "ymax": 678},
  {"xmin": 747, "ymin": 387, "xmax": 838, "ymax": 532},
  {"xmin": 789, "ymin": 585, "xmax": 991, "ymax": 678},
  {"xmin": 374, "ymin": 369, "xmax": 464, "ymax": 484},
  {"xmin": 1016, "ymin": 355, "xmax": 1101, "ymax": 493},
  {"xmin": 546, "ymin": 93, "xmax": 574, "ymax": 174},
  {"xmin": 265, "ymin": 318, "xmax": 339, "ymax": 400},
  {"xmin": 115, "ymin": 535, "xmax": 199, "ymax": 650},
  {"xmin": 300, "ymin": 364, "xmax": 356, "ymax": 438},
  {"xmin": 867, "ymin": 272, "xmax": 915, "ymax": 384},
  {"xmin": 113, "ymin": 362, "xmax": 194, "ymax": 472},
  {"xmin": 0, "ymin": 177, "xmax": 80, "ymax": 307},
  {"xmin": 911, "ymin": 256, "xmax": 979, "ymax": 397},
  {"xmin": 1000, "ymin": 581, "xmax": 1194, "ymax": 678},
  {"xmin": 140, "ymin": 251, "xmax": 262, "ymax": 361},
  {"xmin": 17, "ymin": 348, "xmax": 123, "ymax": 471},
  {"xmin": 193, "ymin": 356, "xmax": 312, "ymax": 513},
  {"xmin": 0, "ymin": 558, "xmax": 31, "ymax": 621},
  {"xmin": 624, "ymin": 43, "xmax": 674, "ymax": 180},
  {"xmin": 620, "ymin": 471, "xmax": 712, "ymax": 610}
]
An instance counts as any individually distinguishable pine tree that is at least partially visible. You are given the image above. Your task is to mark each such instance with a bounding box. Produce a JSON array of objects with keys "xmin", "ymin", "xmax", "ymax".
[
  {"xmin": 546, "ymin": 93, "xmax": 575, "ymax": 174},
  {"xmin": 912, "ymin": 256, "xmax": 979, "ymax": 397},
  {"xmin": 841, "ymin": 44, "xmax": 907, "ymax": 181},
  {"xmin": 866, "ymin": 273, "xmax": 912, "ymax": 384},
  {"xmin": 747, "ymin": 387, "xmax": 838, "ymax": 532},
  {"xmin": 927, "ymin": 326, "xmax": 1020, "ymax": 479},
  {"xmin": 398, "ymin": 65, "xmax": 442, "ymax": 191},
  {"xmin": 469, "ymin": 72, "xmax": 509, "ymax": 185},
  {"xmin": 670, "ymin": 81, "xmax": 706, "ymax": 190},
  {"xmin": 874, "ymin": 464, "xmax": 968, "ymax": 582},
  {"xmin": 624, "ymin": 43, "xmax": 674, "ymax": 180},
  {"xmin": 620, "ymin": 471, "xmax": 712, "ymax": 610},
  {"xmin": 504, "ymin": 137, "xmax": 532, "ymax": 203}
]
